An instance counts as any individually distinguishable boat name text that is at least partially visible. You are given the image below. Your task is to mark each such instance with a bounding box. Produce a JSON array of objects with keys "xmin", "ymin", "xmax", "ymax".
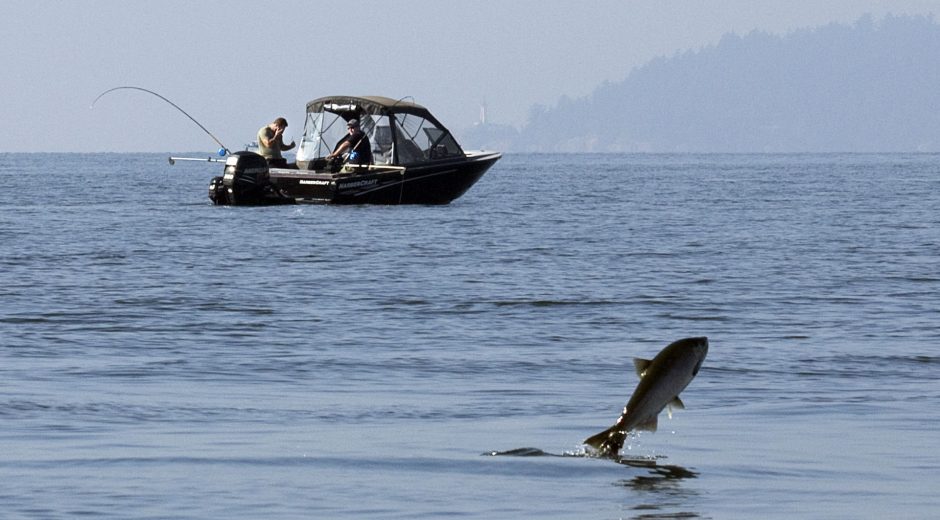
[{"xmin": 338, "ymin": 179, "xmax": 378, "ymax": 189}]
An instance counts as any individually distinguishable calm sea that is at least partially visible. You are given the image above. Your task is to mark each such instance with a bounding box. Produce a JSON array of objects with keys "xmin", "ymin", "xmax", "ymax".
[{"xmin": 1, "ymin": 152, "xmax": 938, "ymax": 519}]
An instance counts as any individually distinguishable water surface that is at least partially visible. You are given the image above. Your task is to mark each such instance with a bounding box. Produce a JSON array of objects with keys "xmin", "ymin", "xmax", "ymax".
[{"xmin": 1, "ymin": 152, "xmax": 938, "ymax": 518}]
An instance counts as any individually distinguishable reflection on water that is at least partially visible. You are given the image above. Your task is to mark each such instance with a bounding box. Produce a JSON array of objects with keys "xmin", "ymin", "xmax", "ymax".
[
  {"xmin": 615, "ymin": 456, "xmax": 699, "ymax": 480},
  {"xmin": 486, "ymin": 449, "xmax": 701, "ymax": 519},
  {"xmin": 615, "ymin": 457, "xmax": 701, "ymax": 519}
]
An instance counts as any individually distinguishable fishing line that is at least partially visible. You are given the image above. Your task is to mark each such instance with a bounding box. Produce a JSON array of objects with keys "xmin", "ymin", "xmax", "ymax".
[{"xmin": 91, "ymin": 86, "xmax": 230, "ymax": 155}]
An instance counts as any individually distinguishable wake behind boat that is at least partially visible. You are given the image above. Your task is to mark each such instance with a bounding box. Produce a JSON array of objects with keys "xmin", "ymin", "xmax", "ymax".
[{"xmin": 208, "ymin": 96, "xmax": 501, "ymax": 205}]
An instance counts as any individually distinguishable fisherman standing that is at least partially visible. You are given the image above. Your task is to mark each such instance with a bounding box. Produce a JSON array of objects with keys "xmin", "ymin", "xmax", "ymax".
[{"xmin": 257, "ymin": 117, "xmax": 295, "ymax": 167}]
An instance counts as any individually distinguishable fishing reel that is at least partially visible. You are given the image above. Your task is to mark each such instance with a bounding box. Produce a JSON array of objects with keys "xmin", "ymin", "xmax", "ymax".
[{"xmin": 328, "ymin": 155, "xmax": 346, "ymax": 173}]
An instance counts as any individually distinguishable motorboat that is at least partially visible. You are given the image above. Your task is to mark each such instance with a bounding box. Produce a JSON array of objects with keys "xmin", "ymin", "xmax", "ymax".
[{"xmin": 208, "ymin": 96, "xmax": 501, "ymax": 205}]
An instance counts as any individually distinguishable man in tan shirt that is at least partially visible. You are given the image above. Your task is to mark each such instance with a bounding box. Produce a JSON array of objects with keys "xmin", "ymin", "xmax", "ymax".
[{"xmin": 257, "ymin": 117, "xmax": 295, "ymax": 167}]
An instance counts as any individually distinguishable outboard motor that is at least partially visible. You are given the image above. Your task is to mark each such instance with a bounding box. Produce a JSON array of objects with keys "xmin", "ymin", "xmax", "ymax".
[
  {"xmin": 213, "ymin": 151, "xmax": 270, "ymax": 205},
  {"xmin": 208, "ymin": 175, "xmax": 228, "ymax": 205}
]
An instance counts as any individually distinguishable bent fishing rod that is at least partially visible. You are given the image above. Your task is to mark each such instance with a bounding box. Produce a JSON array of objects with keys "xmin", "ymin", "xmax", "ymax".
[{"xmin": 91, "ymin": 86, "xmax": 231, "ymax": 161}]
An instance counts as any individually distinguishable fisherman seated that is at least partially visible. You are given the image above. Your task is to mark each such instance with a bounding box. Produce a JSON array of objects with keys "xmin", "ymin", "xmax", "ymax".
[{"xmin": 326, "ymin": 119, "xmax": 373, "ymax": 170}]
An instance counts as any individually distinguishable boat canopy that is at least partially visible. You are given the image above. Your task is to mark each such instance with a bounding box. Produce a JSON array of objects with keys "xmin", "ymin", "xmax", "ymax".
[{"xmin": 296, "ymin": 95, "xmax": 465, "ymax": 166}]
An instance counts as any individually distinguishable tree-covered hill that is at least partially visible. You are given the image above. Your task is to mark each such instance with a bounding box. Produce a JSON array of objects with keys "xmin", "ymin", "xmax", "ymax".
[{"xmin": 462, "ymin": 15, "xmax": 940, "ymax": 153}]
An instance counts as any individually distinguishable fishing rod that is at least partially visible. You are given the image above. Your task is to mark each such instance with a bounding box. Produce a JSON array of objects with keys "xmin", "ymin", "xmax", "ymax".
[
  {"xmin": 91, "ymin": 86, "xmax": 231, "ymax": 156},
  {"xmin": 167, "ymin": 156, "xmax": 226, "ymax": 165}
]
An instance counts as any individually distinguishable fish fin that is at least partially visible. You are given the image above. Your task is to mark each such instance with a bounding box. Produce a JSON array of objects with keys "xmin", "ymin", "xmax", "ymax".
[
  {"xmin": 636, "ymin": 416, "xmax": 658, "ymax": 432},
  {"xmin": 667, "ymin": 396, "xmax": 685, "ymax": 419},
  {"xmin": 583, "ymin": 424, "xmax": 628, "ymax": 456},
  {"xmin": 633, "ymin": 358, "xmax": 652, "ymax": 378}
]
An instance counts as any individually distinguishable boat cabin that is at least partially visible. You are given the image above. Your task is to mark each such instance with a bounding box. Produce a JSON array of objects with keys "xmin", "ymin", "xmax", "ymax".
[{"xmin": 296, "ymin": 96, "xmax": 465, "ymax": 169}]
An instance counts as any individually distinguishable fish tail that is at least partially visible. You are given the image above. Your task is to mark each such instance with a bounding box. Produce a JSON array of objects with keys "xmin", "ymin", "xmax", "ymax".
[{"xmin": 583, "ymin": 424, "xmax": 627, "ymax": 456}]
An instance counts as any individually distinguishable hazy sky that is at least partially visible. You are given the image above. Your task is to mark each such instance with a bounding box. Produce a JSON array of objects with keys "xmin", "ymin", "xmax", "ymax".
[{"xmin": 3, "ymin": 0, "xmax": 939, "ymax": 152}]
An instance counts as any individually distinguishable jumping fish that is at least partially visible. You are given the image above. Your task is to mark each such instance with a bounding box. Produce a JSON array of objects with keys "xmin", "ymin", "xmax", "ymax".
[{"xmin": 584, "ymin": 337, "xmax": 708, "ymax": 456}]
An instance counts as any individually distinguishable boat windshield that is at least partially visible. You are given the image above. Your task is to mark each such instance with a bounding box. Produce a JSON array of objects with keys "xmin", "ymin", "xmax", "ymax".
[
  {"xmin": 392, "ymin": 113, "xmax": 462, "ymax": 164},
  {"xmin": 296, "ymin": 108, "xmax": 463, "ymax": 166}
]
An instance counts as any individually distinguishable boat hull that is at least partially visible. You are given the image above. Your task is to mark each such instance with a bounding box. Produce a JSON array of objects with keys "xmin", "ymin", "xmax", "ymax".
[{"xmin": 210, "ymin": 151, "xmax": 500, "ymax": 206}]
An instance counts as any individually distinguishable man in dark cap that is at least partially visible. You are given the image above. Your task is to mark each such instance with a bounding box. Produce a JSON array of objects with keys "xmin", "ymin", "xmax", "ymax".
[{"xmin": 327, "ymin": 118, "xmax": 372, "ymax": 166}]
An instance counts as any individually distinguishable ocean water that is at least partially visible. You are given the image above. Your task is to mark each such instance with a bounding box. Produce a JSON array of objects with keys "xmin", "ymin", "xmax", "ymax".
[{"xmin": 1, "ymin": 152, "xmax": 938, "ymax": 519}]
